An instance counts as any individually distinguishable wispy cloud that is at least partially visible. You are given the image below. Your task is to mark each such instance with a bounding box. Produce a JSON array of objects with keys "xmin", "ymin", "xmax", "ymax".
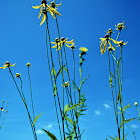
[
  {"xmin": 104, "ymin": 104, "xmax": 111, "ymax": 109},
  {"xmin": 131, "ymin": 124, "xmax": 139, "ymax": 129},
  {"xmin": 36, "ymin": 129, "xmax": 44, "ymax": 135},
  {"xmin": 94, "ymin": 110, "xmax": 101, "ymax": 115}
]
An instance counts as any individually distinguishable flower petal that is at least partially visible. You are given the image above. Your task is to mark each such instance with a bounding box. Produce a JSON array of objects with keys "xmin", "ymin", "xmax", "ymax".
[
  {"xmin": 65, "ymin": 43, "xmax": 71, "ymax": 48},
  {"xmin": 100, "ymin": 40, "xmax": 105, "ymax": 52},
  {"xmin": 66, "ymin": 39, "xmax": 74, "ymax": 44},
  {"xmin": 51, "ymin": 42, "xmax": 57, "ymax": 44},
  {"xmin": 47, "ymin": 5, "xmax": 62, "ymax": 16},
  {"xmin": 56, "ymin": 3, "xmax": 61, "ymax": 7},
  {"xmin": 38, "ymin": 7, "xmax": 43, "ymax": 19},
  {"xmin": 10, "ymin": 63, "xmax": 15, "ymax": 67},
  {"xmin": 40, "ymin": 13, "xmax": 46, "ymax": 26},
  {"xmin": 52, "ymin": 45, "xmax": 58, "ymax": 48},
  {"xmin": 32, "ymin": 4, "xmax": 42, "ymax": 9},
  {"xmin": 56, "ymin": 46, "xmax": 61, "ymax": 51},
  {"xmin": 48, "ymin": 9, "xmax": 56, "ymax": 19},
  {"xmin": 101, "ymin": 41, "xmax": 107, "ymax": 55},
  {"xmin": 108, "ymin": 41, "xmax": 115, "ymax": 50}
]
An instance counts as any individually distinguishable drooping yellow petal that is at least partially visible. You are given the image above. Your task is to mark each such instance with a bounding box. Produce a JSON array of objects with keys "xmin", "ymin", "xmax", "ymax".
[
  {"xmin": 32, "ymin": 4, "xmax": 42, "ymax": 9},
  {"xmin": 66, "ymin": 39, "xmax": 74, "ymax": 44},
  {"xmin": 51, "ymin": 42, "xmax": 57, "ymax": 44},
  {"xmin": 48, "ymin": 9, "xmax": 56, "ymax": 19},
  {"xmin": 40, "ymin": 14, "xmax": 46, "ymax": 26},
  {"xmin": 108, "ymin": 41, "xmax": 115, "ymax": 50},
  {"xmin": 10, "ymin": 63, "xmax": 15, "ymax": 67},
  {"xmin": 101, "ymin": 41, "xmax": 107, "ymax": 55},
  {"xmin": 56, "ymin": 3, "xmax": 61, "ymax": 7},
  {"xmin": 38, "ymin": 7, "xmax": 43, "ymax": 19},
  {"xmin": 56, "ymin": 46, "xmax": 61, "ymax": 51},
  {"xmin": 110, "ymin": 38, "xmax": 120, "ymax": 44},
  {"xmin": 52, "ymin": 45, "xmax": 58, "ymax": 48},
  {"xmin": 100, "ymin": 40, "xmax": 105, "ymax": 51},
  {"xmin": 47, "ymin": 5, "xmax": 62, "ymax": 16},
  {"xmin": 65, "ymin": 43, "xmax": 71, "ymax": 48},
  {"xmin": 99, "ymin": 38, "xmax": 106, "ymax": 41}
]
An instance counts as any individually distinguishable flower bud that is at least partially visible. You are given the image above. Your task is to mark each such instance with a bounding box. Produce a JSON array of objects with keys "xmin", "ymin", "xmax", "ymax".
[
  {"xmin": 55, "ymin": 38, "xmax": 59, "ymax": 43},
  {"xmin": 108, "ymin": 46, "xmax": 112, "ymax": 51},
  {"xmin": 15, "ymin": 73, "xmax": 21, "ymax": 78},
  {"xmin": 26, "ymin": 62, "xmax": 31, "ymax": 67},
  {"xmin": 108, "ymin": 28, "xmax": 113, "ymax": 33},
  {"xmin": 134, "ymin": 102, "xmax": 138, "ymax": 106}
]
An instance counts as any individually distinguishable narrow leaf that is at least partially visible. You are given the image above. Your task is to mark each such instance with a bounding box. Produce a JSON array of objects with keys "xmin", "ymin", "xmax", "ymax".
[
  {"xmin": 42, "ymin": 129, "xmax": 58, "ymax": 140},
  {"xmin": 67, "ymin": 102, "xmax": 84, "ymax": 112},
  {"xmin": 32, "ymin": 112, "xmax": 43, "ymax": 126}
]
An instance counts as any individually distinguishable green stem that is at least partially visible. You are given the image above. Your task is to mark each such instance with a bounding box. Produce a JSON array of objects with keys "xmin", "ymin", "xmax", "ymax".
[
  {"xmin": 27, "ymin": 67, "xmax": 35, "ymax": 121},
  {"xmin": 8, "ymin": 67, "xmax": 37, "ymax": 140}
]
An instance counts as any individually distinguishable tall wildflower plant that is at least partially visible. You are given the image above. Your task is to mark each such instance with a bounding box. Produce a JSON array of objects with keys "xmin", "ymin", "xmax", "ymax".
[
  {"xmin": 100, "ymin": 22, "xmax": 138, "ymax": 140},
  {"xmin": 32, "ymin": 0, "xmax": 88, "ymax": 139},
  {"xmin": 0, "ymin": 100, "xmax": 8, "ymax": 130},
  {"xmin": 0, "ymin": 61, "xmax": 41, "ymax": 140}
]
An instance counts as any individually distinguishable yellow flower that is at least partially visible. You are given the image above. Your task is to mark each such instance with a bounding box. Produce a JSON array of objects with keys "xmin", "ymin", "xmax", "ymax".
[
  {"xmin": 48, "ymin": 0, "xmax": 61, "ymax": 8},
  {"xmin": 0, "ymin": 61, "xmax": 15, "ymax": 70},
  {"xmin": 15, "ymin": 73, "xmax": 21, "ymax": 78},
  {"xmin": 61, "ymin": 81, "xmax": 70, "ymax": 87},
  {"xmin": 79, "ymin": 47, "xmax": 88, "ymax": 52},
  {"xmin": 115, "ymin": 21, "xmax": 126, "ymax": 30},
  {"xmin": 100, "ymin": 34, "xmax": 115, "ymax": 55},
  {"xmin": 110, "ymin": 39, "xmax": 128, "ymax": 47},
  {"xmin": 51, "ymin": 37, "xmax": 74, "ymax": 51},
  {"xmin": 32, "ymin": 0, "xmax": 62, "ymax": 25},
  {"xmin": 105, "ymin": 28, "xmax": 114, "ymax": 34}
]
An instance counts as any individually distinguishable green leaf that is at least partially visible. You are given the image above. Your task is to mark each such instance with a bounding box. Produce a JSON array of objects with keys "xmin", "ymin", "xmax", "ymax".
[
  {"xmin": 115, "ymin": 136, "xmax": 119, "ymax": 140},
  {"xmin": 67, "ymin": 102, "xmax": 84, "ymax": 113},
  {"xmin": 121, "ymin": 118, "xmax": 137, "ymax": 127},
  {"xmin": 108, "ymin": 135, "xmax": 115, "ymax": 140},
  {"xmin": 82, "ymin": 75, "xmax": 89, "ymax": 84},
  {"xmin": 109, "ymin": 70, "xmax": 115, "ymax": 79},
  {"xmin": 123, "ymin": 103, "xmax": 132, "ymax": 112},
  {"xmin": 56, "ymin": 64, "xmax": 66, "ymax": 78},
  {"xmin": 72, "ymin": 81, "xmax": 80, "ymax": 91},
  {"xmin": 51, "ymin": 67, "xmax": 56, "ymax": 77},
  {"xmin": 118, "ymin": 57, "xmax": 122, "ymax": 67},
  {"xmin": 32, "ymin": 112, "xmax": 43, "ymax": 126},
  {"xmin": 64, "ymin": 116, "xmax": 73, "ymax": 125},
  {"xmin": 42, "ymin": 129, "xmax": 58, "ymax": 140}
]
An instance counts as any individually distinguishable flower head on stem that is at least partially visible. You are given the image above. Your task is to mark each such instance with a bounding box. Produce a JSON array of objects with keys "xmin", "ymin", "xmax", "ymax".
[
  {"xmin": 32, "ymin": 0, "xmax": 62, "ymax": 25},
  {"xmin": 61, "ymin": 81, "xmax": 70, "ymax": 87},
  {"xmin": 115, "ymin": 21, "xmax": 126, "ymax": 31},
  {"xmin": 15, "ymin": 73, "xmax": 21, "ymax": 78},
  {"xmin": 111, "ymin": 40, "xmax": 128, "ymax": 47},
  {"xmin": 26, "ymin": 62, "xmax": 31, "ymax": 67},
  {"xmin": 0, "ymin": 61, "xmax": 15, "ymax": 70},
  {"xmin": 48, "ymin": 0, "xmax": 61, "ymax": 8},
  {"xmin": 134, "ymin": 102, "xmax": 138, "ymax": 106},
  {"xmin": 100, "ymin": 34, "xmax": 115, "ymax": 55},
  {"xmin": 51, "ymin": 37, "xmax": 74, "ymax": 51}
]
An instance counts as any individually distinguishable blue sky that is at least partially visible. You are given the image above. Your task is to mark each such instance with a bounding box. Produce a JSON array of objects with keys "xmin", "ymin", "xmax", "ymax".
[{"xmin": 0, "ymin": 0, "xmax": 140, "ymax": 140}]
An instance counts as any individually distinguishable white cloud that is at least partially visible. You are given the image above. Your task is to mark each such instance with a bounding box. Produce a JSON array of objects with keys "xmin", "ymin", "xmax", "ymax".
[
  {"xmin": 94, "ymin": 110, "xmax": 101, "ymax": 115},
  {"xmin": 131, "ymin": 124, "xmax": 139, "ymax": 129},
  {"xmin": 47, "ymin": 124, "xmax": 52, "ymax": 129},
  {"xmin": 36, "ymin": 129, "xmax": 44, "ymax": 135},
  {"xmin": 104, "ymin": 104, "xmax": 111, "ymax": 109}
]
